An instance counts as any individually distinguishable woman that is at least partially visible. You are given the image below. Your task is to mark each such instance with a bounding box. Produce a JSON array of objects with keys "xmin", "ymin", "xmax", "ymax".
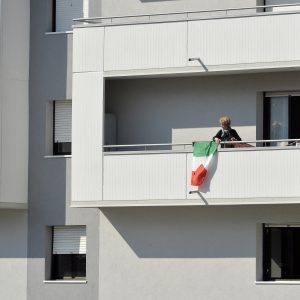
[{"xmin": 213, "ymin": 116, "xmax": 241, "ymax": 146}]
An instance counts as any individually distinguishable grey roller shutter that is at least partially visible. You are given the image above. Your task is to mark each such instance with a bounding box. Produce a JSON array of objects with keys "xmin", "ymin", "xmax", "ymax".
[
  {"xmin": 53, "ymin": 226, "xmax": 86, "ymax": 254},
  {"xmin": 55, "ymin": 0, "xmax": 84, "ymax": 32},
  {"xmin": 54, "ymin": 100, "xmax": 72, "ymax": 143}
]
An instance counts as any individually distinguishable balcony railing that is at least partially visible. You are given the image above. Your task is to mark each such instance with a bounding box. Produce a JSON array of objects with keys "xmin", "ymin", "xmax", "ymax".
[
  {"xmin": 103, "ymin": 139, "xmax": 300, "ymax": 153},
  {"xmin": 74, "ymin": 3, "xmax": 300, "ymax": 26}
]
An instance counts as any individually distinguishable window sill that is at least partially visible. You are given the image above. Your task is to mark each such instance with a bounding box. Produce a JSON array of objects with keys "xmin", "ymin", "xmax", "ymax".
[
  {"xmin": 45, "ymin": 31, "xmax": 73, "ymax": 35},
  {"xmin": 44, "ymin": 155, "xmax": 72, "ymax": 159},
  {"xmin": 256, "ymin": 281, "xmax": 300, "ymax": 285},
  {"xmin": 43, "ymin": 280, "xmax": 87, "ymax": 284}
]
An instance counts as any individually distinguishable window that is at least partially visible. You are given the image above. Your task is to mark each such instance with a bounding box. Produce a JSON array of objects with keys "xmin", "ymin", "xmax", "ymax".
[
  {"xmin": 53, "ymin": 0, "xmax": 88, "ymax": 32},
  {"xmin": 53, "ymin": 100, "xmax": 72, "ymax": 155},
  {"xmin": 51, "ymin": 226, "xmax": 86, "ymax": 280},
  {"xmin": 263, "ymin": 224, "xmax": 300, "ymax": 280},
  {"xmin": 264, "ymin": 93, "xmax": 300, "ymax": 143}
]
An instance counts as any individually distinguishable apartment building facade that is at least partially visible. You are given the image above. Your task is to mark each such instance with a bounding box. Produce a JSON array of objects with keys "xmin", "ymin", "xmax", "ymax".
[{"xmin": 1, "ymin": 0, "xmax": 300, "ymax": 299}]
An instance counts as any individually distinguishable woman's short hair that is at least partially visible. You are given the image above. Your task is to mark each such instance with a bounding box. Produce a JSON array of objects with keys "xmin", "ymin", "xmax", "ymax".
[{"xmin": 219, "ymin": 116, "xmax": 231, "ymax": 127}]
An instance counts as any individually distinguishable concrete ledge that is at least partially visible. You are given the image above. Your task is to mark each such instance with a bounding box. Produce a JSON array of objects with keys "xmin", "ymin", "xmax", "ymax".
[
  {"xmin": 44, "ymin": 155, "xmax": 72, "ymax": 159},
  {"xmin": 43, "ymin": 280, "xmax": 87, "ymax": 284},
  {"xmin": 0, "ymin": 202, "xmax": 27, "ymax": 210},
  {"xmin": 70, "ymin": 197, "xmax": 300, "ymax": 208},
  {"xmin": 256, "ymin": 281, "xmax": 300, "ymax": 285},
  {"xmin": 103, "ymin": 60, "xmax": 300, "ymax": 79}
]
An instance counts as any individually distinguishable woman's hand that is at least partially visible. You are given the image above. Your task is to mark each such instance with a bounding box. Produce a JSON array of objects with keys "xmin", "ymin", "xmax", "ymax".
[{"xmin": 214, "ymin": 138, "xmax": 221, "ymax": 144}]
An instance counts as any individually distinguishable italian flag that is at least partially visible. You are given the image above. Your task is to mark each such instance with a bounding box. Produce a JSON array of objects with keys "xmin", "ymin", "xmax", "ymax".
[{"xmin": 191, "ymin": 142, "xmax": 218, "ymax": 186}]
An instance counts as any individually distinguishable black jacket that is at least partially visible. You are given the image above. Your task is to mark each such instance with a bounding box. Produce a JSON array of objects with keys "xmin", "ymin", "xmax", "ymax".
[{"xmin": 213, "ymin": 128, "xmax": 241, "ymax": 142}]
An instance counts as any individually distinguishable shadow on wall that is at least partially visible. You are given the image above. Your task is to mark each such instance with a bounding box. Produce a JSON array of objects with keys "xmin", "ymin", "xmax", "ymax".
[
  {"xmin": 0, "ymin": 210, "xmax": 28, "ymax": 258},
  {"xmin": 101, "ymin": 206, "xmax": 256, "ymax": 259}
]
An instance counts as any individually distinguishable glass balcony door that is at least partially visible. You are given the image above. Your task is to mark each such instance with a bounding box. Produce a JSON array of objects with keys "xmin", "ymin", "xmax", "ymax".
[{"xmin": 264, "ymin": 94, "xmax": 300, "ymax": 144}]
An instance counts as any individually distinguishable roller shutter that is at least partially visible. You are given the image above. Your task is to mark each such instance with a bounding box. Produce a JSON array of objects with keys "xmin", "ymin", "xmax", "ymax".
[
  {"xmin": 53, "ymin": 226, "xmax": 86, "ymax": 254},
  {"xmin": 54, "ymin": 100, "xmax": 72, "ymax": 143}
]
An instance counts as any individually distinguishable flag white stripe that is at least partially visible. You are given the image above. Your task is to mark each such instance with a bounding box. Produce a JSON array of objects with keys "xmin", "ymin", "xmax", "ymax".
[{"xmin": 192, "ymin": 153, "xmax": 214, "ymax": 172}]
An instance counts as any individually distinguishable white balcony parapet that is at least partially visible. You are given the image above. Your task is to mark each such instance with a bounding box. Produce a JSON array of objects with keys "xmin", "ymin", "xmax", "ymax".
[
  {"xmin": 97, "ymin": 139, "xmax": 300, "ymax": 207},
  {"xmin": 72, "ymin": 4, "xmax": 300, "ymax": 76}
]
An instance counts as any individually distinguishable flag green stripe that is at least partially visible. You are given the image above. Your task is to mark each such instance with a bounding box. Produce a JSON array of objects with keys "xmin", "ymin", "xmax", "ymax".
[{"xmin": 193, "ymin": 142, "xmax": 218, "ymax": 157}]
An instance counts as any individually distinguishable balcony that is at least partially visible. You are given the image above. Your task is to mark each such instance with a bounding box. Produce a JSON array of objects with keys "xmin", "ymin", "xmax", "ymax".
[
  {"xmin": 71, "ymin": 3, "xmax": 300, "ymax": 207},
  {"xmin": 73, "ymin": 3, "xmax": 300, "ymax": 76},
  {"xmin": 100, "ymin": 141, "xmax": 300, "ymax": 206}
]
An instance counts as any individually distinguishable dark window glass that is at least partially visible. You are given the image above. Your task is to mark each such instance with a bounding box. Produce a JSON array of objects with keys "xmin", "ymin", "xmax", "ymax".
[
  {"xmin": 263, "ymin": 226, "xmax": 300, "ymax": 280},
  {"xmin": 52, "ymin": 254, "xmax": 86, "ymax": 280},
  {"xmin": 264, "ymin": 96, "xmax": 300, "ymax": 143},
  {"xmin": 289, "ymin": 96, "xmax": 300, "ymax": 140},
  {"xmin": 53, "ymin": 142, "xmax": 71, "ymax": 155}
]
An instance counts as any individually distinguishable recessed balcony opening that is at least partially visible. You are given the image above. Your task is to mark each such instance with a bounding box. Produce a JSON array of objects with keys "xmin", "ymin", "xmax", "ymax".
[
  {"xmin": 104, "ymin": 74, "xmax": 256, "ymax": 151},
  {"xmin": 104, "ymin": 72, "xmax": 300, "ymax": 152}
]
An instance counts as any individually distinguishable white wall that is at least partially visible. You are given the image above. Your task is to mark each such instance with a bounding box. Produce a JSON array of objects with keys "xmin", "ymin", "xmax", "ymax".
[
  {"xmin": 0, "ymin": 0, "xmax": 29, "ymax": 206},
  {"xmin": 188, "ymin": 13, "xmax": 300, "ymax": 68},
  {"xmin": 99, "ymin": 205, "xmax": 300, "ymax": 300},
  {"xmin": 102, "ymin": 12, "xmax": 300, "ymax": 73},
  {"xmin": 0, "ymin": 210, "xmax": 27, "ymax": 300},
  {"xmin": 104, "ymin": 22, "xmax": 187, "ymax": 71},
  {"xmin": 105, "ymin": 71, "xmax": 300, "ymax": 145},
  {"xmin": 101, "ymin": 0, "xmax": 257, "ymax": 17},
  {"xmin": 72, "ymin": 27, "xmax": 105, "ymax": 204},
  {"xmin": 103, "ymin": 148, "xmax": 300, "ymax": 203}
]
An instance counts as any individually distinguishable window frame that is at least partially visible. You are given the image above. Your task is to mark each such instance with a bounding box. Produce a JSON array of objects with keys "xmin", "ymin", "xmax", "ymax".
[
  {"xmin": 263, "ymin": 224, "xmax": 300, "ymax": 281},
  {"xmin": 263, "ymin": 92, "xmax": 300, "ymax": 143},
  {"xmin": 50, "ymin": 226, "xmax": 86, "ymax": 281},
  {"xmin": 53, "ymin": 100, "xmax": 72, "ymax": 156}
]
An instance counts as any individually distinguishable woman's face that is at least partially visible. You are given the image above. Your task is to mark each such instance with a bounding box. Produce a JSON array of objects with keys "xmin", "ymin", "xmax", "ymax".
[{"xmin": 220, "ymin": 122, "xmax": 229, "ymax": 129}]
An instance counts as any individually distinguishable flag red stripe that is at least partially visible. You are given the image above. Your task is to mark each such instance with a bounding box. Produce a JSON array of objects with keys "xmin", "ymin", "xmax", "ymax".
[{"xmin": 191, "ymin": 164, "xmax": 207, "ymax": 186}]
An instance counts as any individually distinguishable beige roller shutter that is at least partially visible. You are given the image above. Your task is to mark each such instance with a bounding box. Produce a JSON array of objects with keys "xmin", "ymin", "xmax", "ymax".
[{"xmin": 53, "ymin": 226, "xmax": 86, "ymax": 254}]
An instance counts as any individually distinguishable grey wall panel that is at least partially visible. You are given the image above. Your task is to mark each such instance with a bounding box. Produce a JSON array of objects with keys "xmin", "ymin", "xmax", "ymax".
[
  {"xmin": 72, "ymin": 72, "xmax": 104, "ymax": 202},
  {"xmin": 55, "ymin": 0, "xmax": 86, "ymax": 32},
  {"xmin": 104, "ymin": 22, "xmax": 187, "ymax": 71},
  {"xmin": 103, "ymin": 153, "xmax": 186, "ymax": 201},
  {"xmin": 188, "ymin": 13, "xmax": 300, "ymax": 68},
  {"xmin": 28, "ymin": 1, "xmax": 100, "ymax": 299},
  {"xmin": 73, "ymin": 27, "xmax": 104, "ymax": 73}
]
